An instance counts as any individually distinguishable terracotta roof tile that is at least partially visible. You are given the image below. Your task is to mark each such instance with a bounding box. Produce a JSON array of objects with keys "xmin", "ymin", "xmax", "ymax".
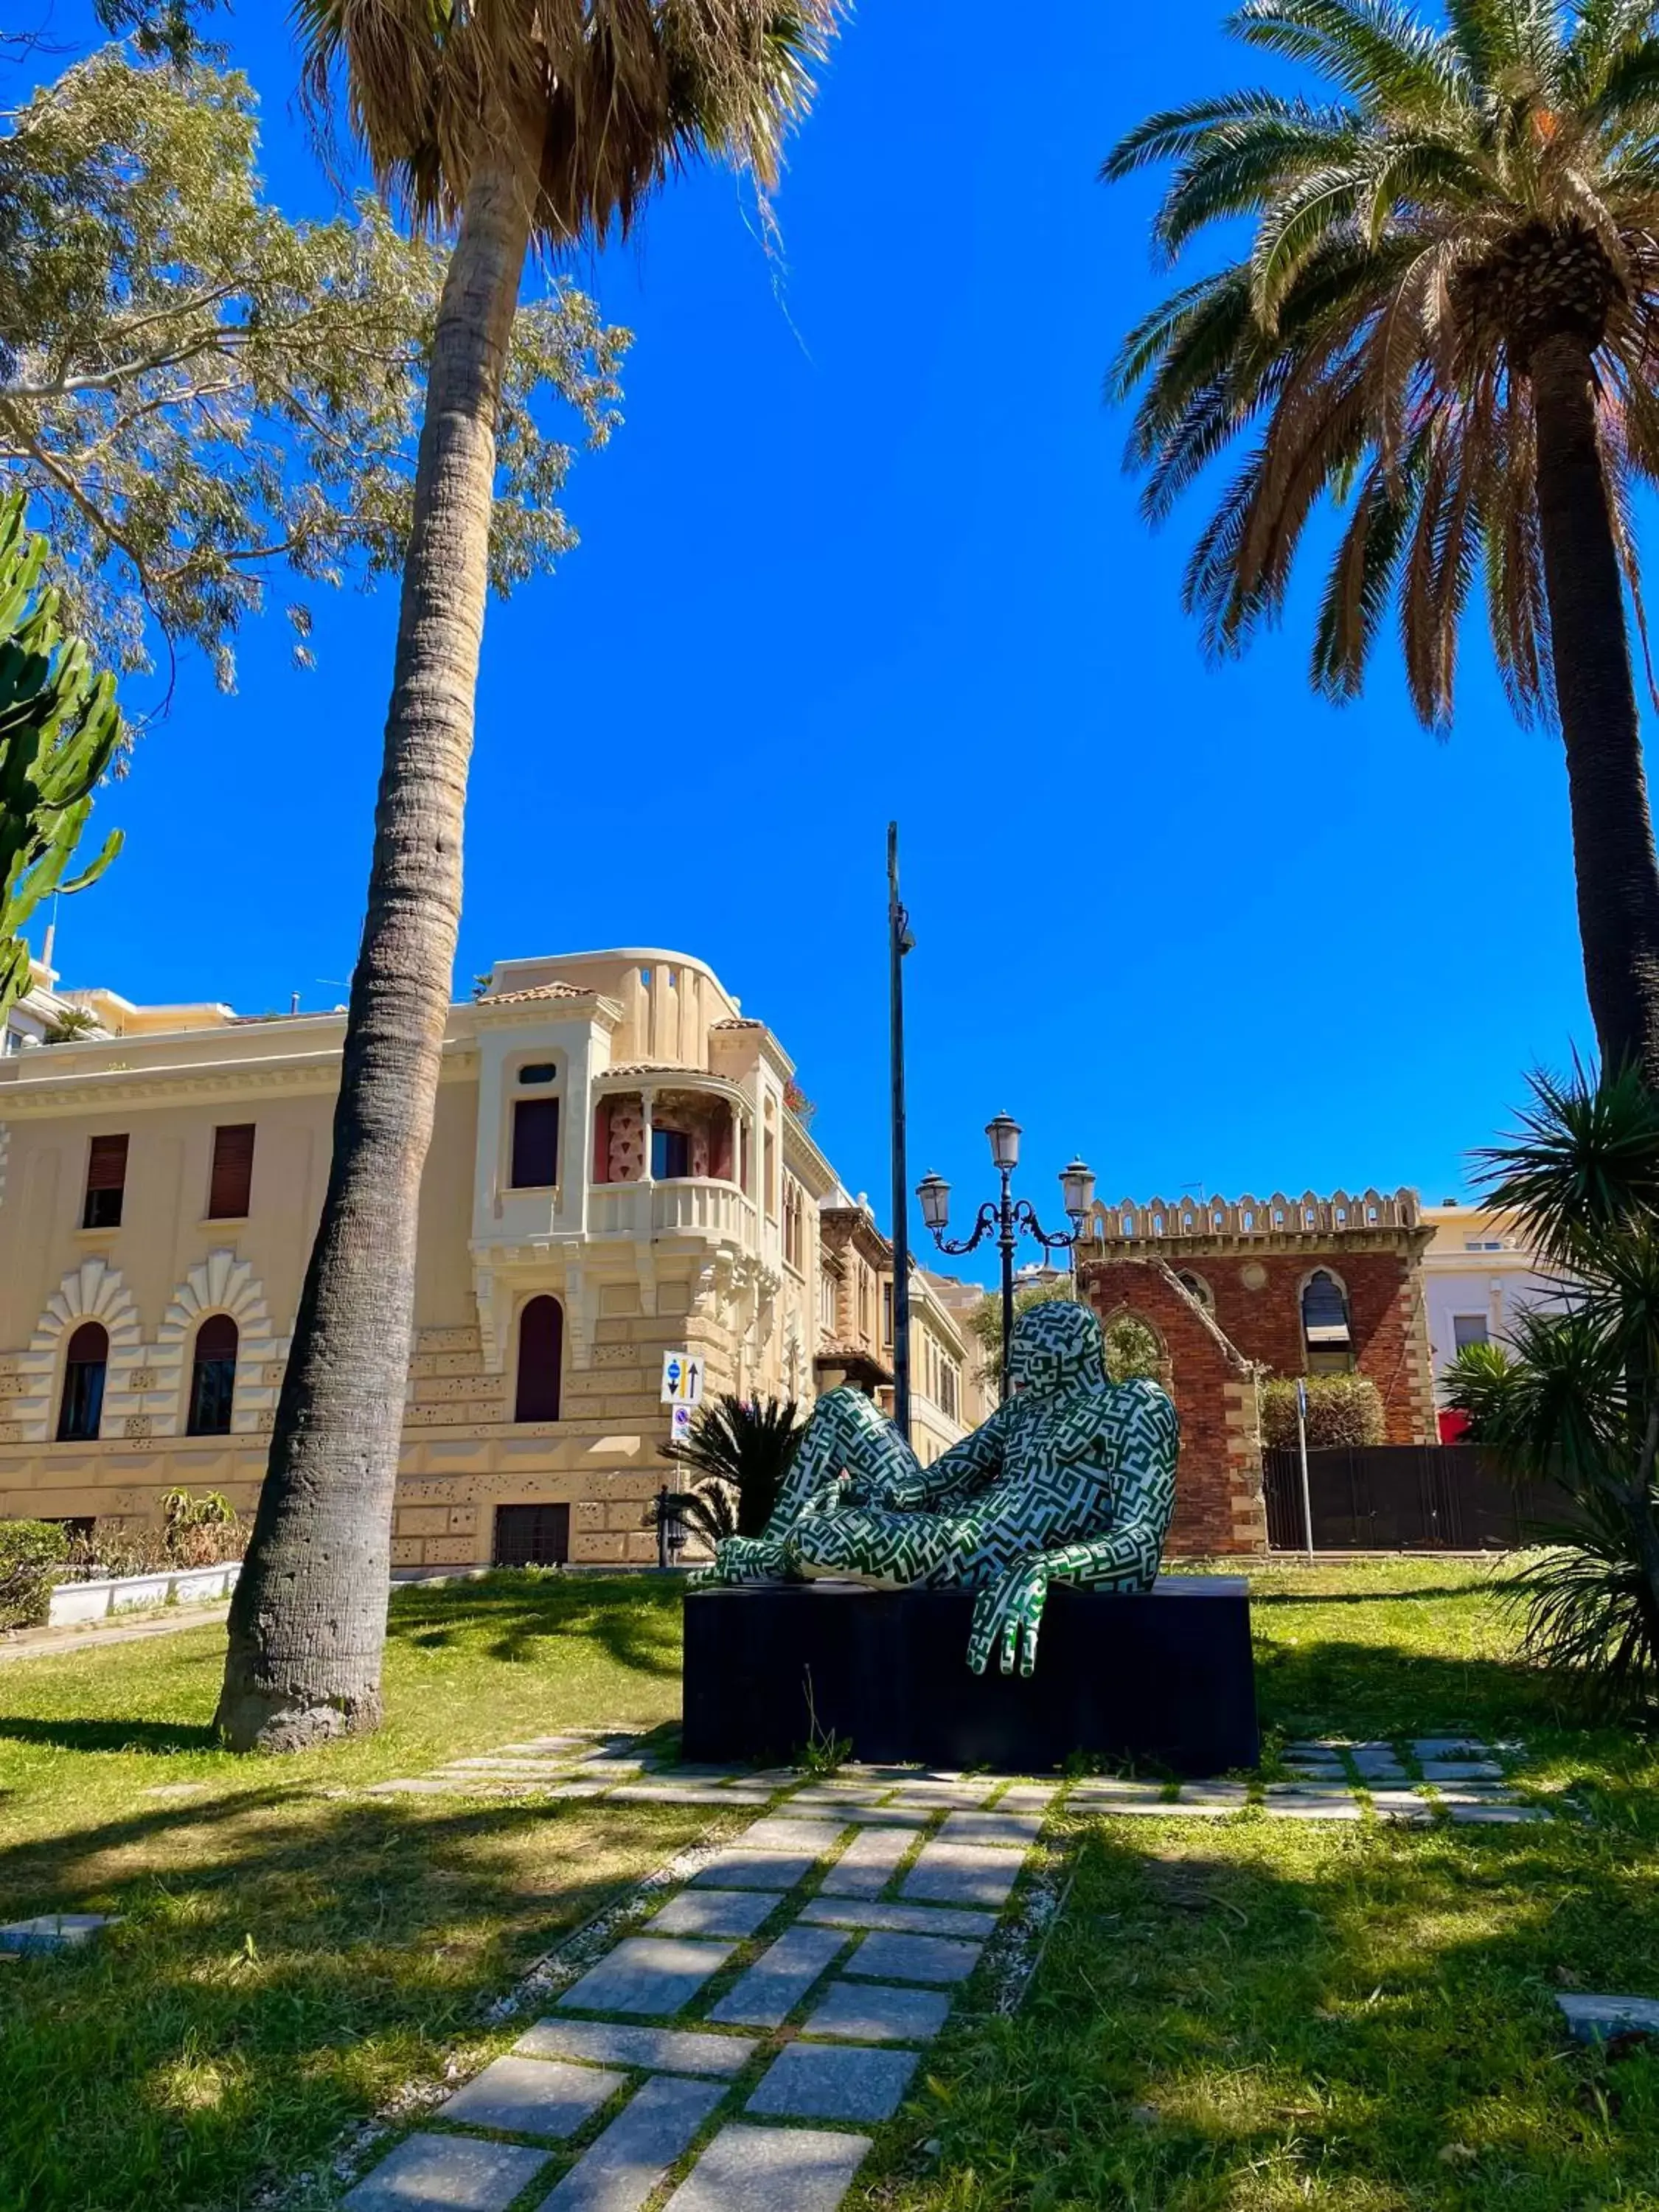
[{"xmin": 479, "ymin": 981, "xmax": 588, "ymax": 1006}]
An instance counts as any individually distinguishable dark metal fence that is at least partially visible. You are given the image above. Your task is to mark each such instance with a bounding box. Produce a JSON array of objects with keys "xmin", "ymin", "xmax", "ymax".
[{"xmin": 1262, "ymin": 1444, "xmax": 1573, "ymax": 1551}]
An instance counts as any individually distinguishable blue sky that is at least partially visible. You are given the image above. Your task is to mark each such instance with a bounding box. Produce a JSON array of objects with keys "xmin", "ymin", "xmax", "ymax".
[{"xmin": 15, "ymin": 4, "xmax": 1599, "ymax": 1281}]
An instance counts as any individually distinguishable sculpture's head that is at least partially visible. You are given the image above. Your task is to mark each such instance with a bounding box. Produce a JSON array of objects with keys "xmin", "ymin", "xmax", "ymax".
[{"xmin": 1006, "ymin": 1299, "xmax": 1106, "ymax": 1398}]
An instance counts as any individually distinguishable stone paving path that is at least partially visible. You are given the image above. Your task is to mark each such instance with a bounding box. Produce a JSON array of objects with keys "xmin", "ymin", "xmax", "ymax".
[{"xmin": 338, "ymin": 1729, "xmax": 1556, "ymax": 2210}]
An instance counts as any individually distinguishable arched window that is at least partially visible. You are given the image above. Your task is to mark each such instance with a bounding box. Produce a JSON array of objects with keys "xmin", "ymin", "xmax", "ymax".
[
  {"xmin": 1302, "ymin": 1270, "xmax": 1353, "ymax": 1374},
  {"xmin": 187, "ymin": 1314, "xmax": 239, "ymax": 1436},
  {"xmin": 58, "ymin": 1321, "xmax": 109, "ymax": 1442},
  {"xmin": 1177, "ymin": 1270, "xmax": 1214, "ymax": 1311},
  {"xmin": 515, "ymin": 1295, "xmax": 563, "ymax": 1423}
]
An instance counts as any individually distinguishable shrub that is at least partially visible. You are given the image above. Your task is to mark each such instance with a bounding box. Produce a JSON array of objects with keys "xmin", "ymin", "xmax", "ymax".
[
  {"xmin": 1260, "ymin": 1373, "xmax": 1385, "ymax": 1452},
  {"xmin": 0, "ymin": 1518, "xmax": 69, "ymax": 1630},
  {"xmin": 60, "ymin": 1494, "xmax": 246, "ymax": 1582}
]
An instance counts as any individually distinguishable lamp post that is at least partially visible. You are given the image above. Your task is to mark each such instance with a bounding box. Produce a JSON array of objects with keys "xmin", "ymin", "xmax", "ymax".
[{"xmin": 917, "ymin": 1121, "xmax": 1096, "ymax": 1401}]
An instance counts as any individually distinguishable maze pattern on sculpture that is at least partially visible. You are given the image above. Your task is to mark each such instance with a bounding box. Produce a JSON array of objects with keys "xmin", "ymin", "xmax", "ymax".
[{"xmin": 693, "ymin": 1302, "xmax": 1179, "ymax": 1675}]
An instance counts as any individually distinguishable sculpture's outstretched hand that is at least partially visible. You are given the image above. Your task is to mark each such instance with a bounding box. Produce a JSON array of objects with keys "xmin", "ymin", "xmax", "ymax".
[{"xmin": 967, "ymin": 1557, "xmax": 1051, "ymax": 1678}]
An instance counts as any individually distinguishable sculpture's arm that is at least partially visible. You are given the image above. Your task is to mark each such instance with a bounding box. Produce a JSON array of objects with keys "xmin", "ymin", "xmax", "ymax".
[
  {"xmin": 966, "ymin": 1382, "xmax": 1179, "ymax": 1676},
  {"xmin": 881, "ymin": 1401, "xmax": 1011, "ymax": 1509}
]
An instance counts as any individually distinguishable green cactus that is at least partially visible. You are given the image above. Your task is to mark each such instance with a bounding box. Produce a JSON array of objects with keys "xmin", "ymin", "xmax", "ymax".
[{"xmin": 0, "ymin": 495, "xmax": 123, "ymax": 1023}]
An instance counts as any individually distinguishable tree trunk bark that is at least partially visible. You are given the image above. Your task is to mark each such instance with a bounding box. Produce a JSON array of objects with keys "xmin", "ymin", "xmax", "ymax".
[
  {"xmin": 1531, "ymin": 330, "xmax": 1659, "ymax": 1088},
  {"xmin": 215, "ymin": 158, "xmax": 532, "ymax": 1752}
]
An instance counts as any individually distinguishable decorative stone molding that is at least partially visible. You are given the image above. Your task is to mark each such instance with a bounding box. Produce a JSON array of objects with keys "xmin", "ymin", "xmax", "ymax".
[
  {"xmin": 154, "ymin": 1251, "xmax": 279, "ymax": 1437},
  {"xmin": 0, "ymin": 1120, "xmax": 10, "ymax": 1215},
  {"xmin": 13, "ymin": 1256, "xmax": 147, "ymax": 1444}
]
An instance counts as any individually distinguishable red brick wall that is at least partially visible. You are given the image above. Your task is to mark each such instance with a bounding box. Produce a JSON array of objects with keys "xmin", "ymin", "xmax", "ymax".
[
  {"xmin": 1166, "ymin": 1247, "xmax": 1432, "ymax": 1445},
  {"xmin": 1082, "ymin": 1259, "xmax": 1267, "ymax": 1557}
]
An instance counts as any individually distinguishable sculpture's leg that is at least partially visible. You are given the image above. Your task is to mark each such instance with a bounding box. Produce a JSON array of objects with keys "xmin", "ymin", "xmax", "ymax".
[
  {"xmin": 785, "ymin": 1500, "xmax": 965, "ymax": 1587},
  {"xmin": 689, "ymin": 1388, "xmax": 922, "ymax": 1587},
  {"xmin": 966, "ymin": 1525, "xmax": 1165, "ymax": 1678}
]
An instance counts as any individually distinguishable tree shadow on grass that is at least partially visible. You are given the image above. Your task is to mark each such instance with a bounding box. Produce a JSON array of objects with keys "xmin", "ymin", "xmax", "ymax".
[
  {"xmin": 1253, "ymin": 1635, "xmax": 1599, "ymax": 1739},
  {"xmin": 0, "ymin": 1782, "xmax": 719, "ymax": 2212},
  {"xmin": 386, "ymin": 1572, "xmax": 683, "ymax": 1678},
  {"xmin": 0, "ymin": 1716, "xmax": 219, "ymax": 1756},
  {"xmin": 871, "ymin": 1818, "xmax": 1659, "ymax": 2211}
]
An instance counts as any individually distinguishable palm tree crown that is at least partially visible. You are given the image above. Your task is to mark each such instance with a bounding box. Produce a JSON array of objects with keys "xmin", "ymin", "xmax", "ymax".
[
  {"xmin": 1105, "ymin": 0, "xmax": 1659, "ymax": 726},
  {"xmin": 294, "ymin": 1, "xmax": 837, "ymax": 246}
]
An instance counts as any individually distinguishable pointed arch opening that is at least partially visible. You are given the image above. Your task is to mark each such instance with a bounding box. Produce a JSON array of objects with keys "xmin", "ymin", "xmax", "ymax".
[
  {"xmin": 1301, "ymin": 1269, "xmax": 1354, "ymax": 1374},
  {"xmin": 58, "ymin": 1321, "xmax": 109, "ymax": 1442},
  {"xmin": 515, "ymin": 1295, "xmax": 564, "ymax": 1423},
  {"xmin": 187, "ymin": 1313, "xmax": 240, "ymax": 1436}
]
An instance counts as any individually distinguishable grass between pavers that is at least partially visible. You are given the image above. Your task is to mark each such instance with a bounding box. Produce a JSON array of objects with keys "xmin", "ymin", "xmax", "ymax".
[{"xmin": 0, "ymin": 1573, "xmax": 723, "ymax": 2212}]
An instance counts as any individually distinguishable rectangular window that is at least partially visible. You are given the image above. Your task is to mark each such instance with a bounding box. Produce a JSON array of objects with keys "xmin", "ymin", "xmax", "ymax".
[
  {"xmin": 764, "ymin": 1130, "xmax": 778, "ymax": 1218},
  {"xmin": 511, "ymin": 1097, "xmax": 560, "ymax": 1189},
  {"xmin": 651, "ymin": 1127, "xmax": 691, "ymax": 1180},
  {"xmin": 1452, "ymin": 1312, "xmax": 1491, "ymax": 1351},
  {"xmin": 493, "ymin": 1502, "xmax": 571, "ymax": 1567},
  {"xmin": 207, "ymin": 1124, "xmax": 256, "ymax": 1218},
  {"xmin": 882, "ymin": 1282, "xmax": 894, "ymax": 1347},
  {"xmin": 82, "ymin": 1133, "xmax": 128, "ymax": 1228}
]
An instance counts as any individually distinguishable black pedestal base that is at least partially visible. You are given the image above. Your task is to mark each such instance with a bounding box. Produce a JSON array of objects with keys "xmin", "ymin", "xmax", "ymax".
[{"xmin": 681, "ymin": 1577, "xmax": 1258, "ymax": 1775}]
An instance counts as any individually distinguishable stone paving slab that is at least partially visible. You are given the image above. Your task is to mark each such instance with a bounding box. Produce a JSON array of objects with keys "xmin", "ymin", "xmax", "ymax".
[
  {"xmin": 707, "ymin": 1925, "xmax": 848, "ymax": 2028},
  {"xmin": 996, "ymin": 1784, "xmax": 1062, "ymax": 1807},
  {"xmin": 848, "ymin": 1930, "xmax": 983, "ymax": 1985},
  {"xmin": 901, "ymin": 1842, "xmax": 1023, "ymax": 1907},
  {"xmin": 804, "ymin": 1978, "xmax": 953, "ymax": 2044},
  {"xmin": 800, "ymin": 1898, "xmax": 999, "ymax": 1938},
  {"xmin": 1368, "ymin": 1792, "xmax": 1435, "ymax": 1822},
  {"xmin": 0, "ymin": 1913, "xmax": 120, "ymax": 1953},
  {"xmin": 745, "ymin": 2041, "xmax": 920, "ymax": 2123},
  {"xmin": 650, "ymin": 1890, "xmax": 781, "ymax": 1940},
  {"xmin": 1447, "ymin": 1802, "xmax": 1547, "ymax": 1824},
  {"xmin": 515, "ymin": 2020, "xmax": 754, "ymax": 2079},
  {"xmin": 342, "ymin": 2132, "xmax": 549, "ymax": 2211},
  {"xmin": 1259, "ymin": 1799, "xmax": 1364, "ymax": 1821},
  {"xmin": 936, "ymin": 1811, "xmax": 1043, "ymax": 1848},
  {"xmin": 437, "ymin": 2056, "xmax": 624, "ymax": 2139},
  {"xmin": 1412, "ymin": 1739, "xmax": 1489, "ymax": 1758},
  {"xmin": 689, "ymin": 1849, "xmax": 818, "ymax": 1891},
  {"xmin": 608, "ymin": 1784, "xmax": 775, "ymax": 1806},
  {"xmin": 1421, "ymin": 1760, "xmax": 1503, "ymax": 1781},
  {"xmin": 1559, "ymin": 1993, "xmax": 1659, "ymax": 2043},
  {"xmin": 557, "ymin": 1938, "xmax": 735, "ymax": 2019},
  {"xmin": 885, "ymin": 1781, "xmax": 999, "ymax": 1807},
  {"xmin": 662, "ymin": 2123, "xmax": 872, "ymax": 2212},
  {"xmin": 735, "ymin": 1819, "xmax": 849, "ymax": 1854},
  {"xmin": 786, "ymin": 1798, "xmax": 928, "ymax": 1826},
  {"xmin": 498, "ymin": 1737, "xmax": 588, "ymax": 1754},
  {"xmin": 818, "ymin": 1826, "xmax": 914, "ymax": 1897},
  {"xmin": 537, "ymin": 2076, "xmax": 726, "ymax": 2212}
]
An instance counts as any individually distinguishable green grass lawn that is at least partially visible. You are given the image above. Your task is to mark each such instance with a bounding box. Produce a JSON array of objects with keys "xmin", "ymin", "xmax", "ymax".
[{"xmin": 3, "ymin": 1560, "xmax": 1659, "ymax": 2211}]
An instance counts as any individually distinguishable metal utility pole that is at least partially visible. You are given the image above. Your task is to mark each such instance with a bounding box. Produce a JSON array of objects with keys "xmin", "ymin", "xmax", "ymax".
[{"xmin": 888, "ymin": 822, "xmax": 914, "ymax": 1441}]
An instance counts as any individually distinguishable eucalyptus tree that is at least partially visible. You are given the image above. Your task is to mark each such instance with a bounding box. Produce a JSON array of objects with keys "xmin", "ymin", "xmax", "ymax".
[
  {"xmin": 0, "ymin": 493, "xmax": 122, "ymax": 1023},
  {"xmin": 1, "ymin": 49, "xmax": 624, "ymax": 691},
  {"xmin": 1106, "ymin": 0, "xmax": 1659, "ymax": 1085},
  {"xmin": 215, "ymin": 1, "xmax": 844, "ymax": 1751}
]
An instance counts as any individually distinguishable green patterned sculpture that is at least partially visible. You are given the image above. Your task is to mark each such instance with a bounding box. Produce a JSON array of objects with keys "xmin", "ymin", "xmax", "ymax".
[{"xmin": 690, "ymin": 1301, "xmax": 1179, "ymax": 1676}]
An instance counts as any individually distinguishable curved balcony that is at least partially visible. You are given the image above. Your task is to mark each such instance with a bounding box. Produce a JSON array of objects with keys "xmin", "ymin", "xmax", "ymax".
[{"xmin": 588, "ymin": 1177, "xmax": 758, "ymax": 1247}]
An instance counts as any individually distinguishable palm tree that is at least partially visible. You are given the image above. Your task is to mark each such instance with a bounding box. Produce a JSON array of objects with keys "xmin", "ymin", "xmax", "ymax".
[
  {"xmin": 1105, "ymin": 0, "xmax": 1659, "ymax": 1086},
  {"xmin": 215, "ymin": 1, "xmax": 841, "ymax": 1753},
  {"xmin": 661, "ymin": 1394, "xmax": 804, "ymax": 1537}
]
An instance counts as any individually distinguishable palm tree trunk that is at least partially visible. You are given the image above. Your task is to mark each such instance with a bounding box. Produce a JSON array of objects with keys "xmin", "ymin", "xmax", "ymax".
[
  {"xmin": 215, "ymin": 156, "xmax": 532, "ymax": 1752},
  {"xmin": 1531, "ymin": 331, "xmax": 1659, "ymax": 1088}
]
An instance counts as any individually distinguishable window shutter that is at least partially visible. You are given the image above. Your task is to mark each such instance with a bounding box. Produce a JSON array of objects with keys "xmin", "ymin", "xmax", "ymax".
[
  {"xmin": 510, "ymin": 1099, "xmax": 560, "ymax": 1189},
  {"xmin": 83, "ymin": 1134, "xmax": 128, "ymax": 1227},
  {"xmin": 208, "ymin": 1124, "xmax": 256, "ymax": 1218}
]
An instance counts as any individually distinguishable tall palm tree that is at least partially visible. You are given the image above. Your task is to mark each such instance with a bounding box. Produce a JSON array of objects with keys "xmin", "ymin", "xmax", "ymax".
[
  {"xmin": 1105, "ymin": 0, "xmax": 1659, "ymax": 1085},
  {"xmin": 215, "ymin": 1, "xmax": 840, "ymax": 1753}
]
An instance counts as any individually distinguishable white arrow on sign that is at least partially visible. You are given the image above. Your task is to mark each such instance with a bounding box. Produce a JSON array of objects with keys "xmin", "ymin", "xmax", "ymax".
[{"xmin": 661, "ymin": 1351, "xmax": 706, "ymax": 1406}]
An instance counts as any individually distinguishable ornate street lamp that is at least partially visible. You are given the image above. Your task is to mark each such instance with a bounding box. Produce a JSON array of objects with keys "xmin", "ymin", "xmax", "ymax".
[{"xmin": 916, "ymin": 1121, "xmax": 1096, "ymax": 1400}]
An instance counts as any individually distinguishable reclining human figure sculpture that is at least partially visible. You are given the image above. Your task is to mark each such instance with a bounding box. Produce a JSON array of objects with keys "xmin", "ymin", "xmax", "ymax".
[{"xmin": 689, "ymin": 1300, "xmax": 1180, "ymax": 1676}]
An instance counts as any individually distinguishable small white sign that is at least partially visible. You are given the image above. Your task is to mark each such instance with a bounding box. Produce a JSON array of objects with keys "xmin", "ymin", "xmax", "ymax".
[
  {"xmin": 670, "ymin": 1402, "xmax": 695, "ymax": 1443},
  {"xmin": 661, "ymin": 1351, "xmax": 706, "ymax": 1407}
]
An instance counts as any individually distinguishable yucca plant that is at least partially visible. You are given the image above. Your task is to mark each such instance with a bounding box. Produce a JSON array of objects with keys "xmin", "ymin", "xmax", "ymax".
[
  {"xmin": 1106, "ymin": 0, "xmax": 1659, "ymax": 1087},
  {"xmin": 217, "ymin": 1, "xmax": 843, "ymax": 1751},
  {"xmin": 661, "ymin": 1394, "xmax": 804, "ymax": 1538},
  {"xmin": 1445, "ymin": 1061, "xmax": 1659, "ymax": 1700}
]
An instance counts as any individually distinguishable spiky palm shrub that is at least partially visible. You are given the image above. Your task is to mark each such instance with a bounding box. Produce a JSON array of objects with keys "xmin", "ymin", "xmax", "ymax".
[
  {"xmin": 1106, "ymin": 0, "xmax": 1659, "ymax": 1087},
  {"xmin": 1445, "ymin": 1062, "xmax": 1659, "ymax": 1700},
  {"xmin": 0, "ymin": 495, "xmax": 122, "ymax": 1023},
  {"xmin": 663, "ymin": 1394, "xmax": 804, "ymax": 1538}
]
